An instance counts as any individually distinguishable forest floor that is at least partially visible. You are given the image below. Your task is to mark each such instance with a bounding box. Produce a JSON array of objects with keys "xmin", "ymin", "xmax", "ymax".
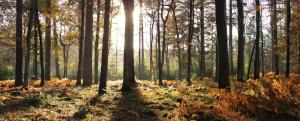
[{"xmin": 0, "ymin": 73, "xmax": 300, "ymax": 121}]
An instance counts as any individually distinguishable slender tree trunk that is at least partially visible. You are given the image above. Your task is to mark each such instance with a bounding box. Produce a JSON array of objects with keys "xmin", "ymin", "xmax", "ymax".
[
  {"xmin": 34, "ymin": 1, "xmax": 45, "ymax": 87},
  {"xmin": 157, "ymin": 1, "xmax": 162, "ymax": 86},
  {"xmin": 149, "ymin": 16, "xmax": 154, "ymax": 81},
  {"xmin": 229, "ymin": 0, "xmax": 234, "ymax": 75},
  {"xmin": 94, "ymin": 0, "xmax": 101, "ymax": 84},
  {"xmin": 138, "ymin": 0, "xmax": 144, "ymax": 80},
  {"xmin": 254, "ymin": 0, "xmax": 261, "ymax": 79},
  {"xmin": 15, "ymin": 0, "xmax": 23, "ymax": 86},
  {"xmin": 23, "ymin": 0, "xmax": 35, "ymax": 89},
  {"xmin": 285, "ymin": 0, "xmax": 291, "ymax": 77},
  {"xmin": 261, "ymin": 10, "xmax": 265, "ymax": 77},
  {"xmin": 99, "ymin": 0, "xmax": 111, "ymax": 94},
  {"xmin": 45, "ymin": 0, "xmax": 51, "ymax": 81},
  {"xmin": 215, "ymin": 0, "xmax": 230, "ymax": 89},
  {"xmin": 76, "ymin": 0, "xmax": 85, "ymax": 86},
  {"xmin": 122, "ymin": 0, "xmax": 135, "ymax": 91},
  {"xmin": 166, "ymin": 46, "xmax": 170, "ymax": 79},
  {"xmin": 172, "ymin": 1, "xmax": 182, "ymax": 81},
  {"xmin": 200, "ymin": 4, "xmax": 205, "ymax": 79},
  {"xmin": 187, "ymin": 0, "xmax": 194, "ymax": 85},
  {"xmin": 82, "ymin": 0, "xmax": 93, "ymax": 87},
  {"xmin": 33, "ymin": 23, "xmax": 38, "ymax": 80}
]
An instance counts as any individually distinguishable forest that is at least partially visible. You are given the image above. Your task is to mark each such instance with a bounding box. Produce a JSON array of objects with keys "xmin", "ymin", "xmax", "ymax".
[{"xmin": 0, "ymin": 0, "xmax": 300, "ymax": 120}]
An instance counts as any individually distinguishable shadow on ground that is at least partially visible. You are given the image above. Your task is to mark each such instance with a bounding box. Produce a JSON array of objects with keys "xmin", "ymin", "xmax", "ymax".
[{"xmin": 109, "ymin": 90, "xmax": 158, "ymax": 121}]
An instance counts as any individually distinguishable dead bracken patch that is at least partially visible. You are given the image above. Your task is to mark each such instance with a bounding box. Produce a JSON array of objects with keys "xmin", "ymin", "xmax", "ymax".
[{"xmin": 0, "ymin": 74, "xmax": 300, "ymax": 121}]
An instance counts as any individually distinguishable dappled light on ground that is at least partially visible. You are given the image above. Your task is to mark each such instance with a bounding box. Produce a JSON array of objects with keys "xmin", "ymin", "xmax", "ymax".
[{"xmin": 0, "ymin": 73, "xmax": 300, "ymax": 120}]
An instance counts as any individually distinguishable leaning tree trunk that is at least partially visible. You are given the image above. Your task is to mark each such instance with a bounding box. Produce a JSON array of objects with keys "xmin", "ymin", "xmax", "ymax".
[
  {"xmin": 45, "ymin": 0, "xmax": 51, "ymax": 81},
  {"xmin": 254, "ymin": 0, "xmax": 261, "ymax": 79},
  {"xmin": 76, "ymin": 0, "xmax": 85, "ymax": 86},
  {"xmin": 23, "ymin": 0, "xmax": 35, "ymax": 89},
  {"xmin": 99, "ymin": 0, "xmax": 111, "ymax": 94},
  {"xmin": 83, "ymin": 0, "xmax": 93, "ymax": 87},
  {"xmin": 215, "ymin": 0, "xmax": 230, "ymax": 89},
  {"xmin": 15, "ymin": 0, "xmax": 23, "ymax": 86},
  {"xmin": 122, "ymin": 0, "xmax": 136, "ymax": 91}
]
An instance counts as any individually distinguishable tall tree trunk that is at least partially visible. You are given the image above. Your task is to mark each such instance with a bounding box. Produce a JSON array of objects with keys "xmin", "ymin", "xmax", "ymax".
[
  {"xmin": 187, "ymin": 0, "xmax": 194, "ymax": 85},
  {"xmin": 76, "ymin": 0, "xmax": 85, "ymax": 86},
  {"xmin": 53, "ymin": 19, "xmax": 60, "ymax": 79},
  {"xmin": 200, "ymin": 4, "xmax": 205, "ymax": 79},
  {"xmin": 33, "ymin": 23, "xmax": 38, "ymax": 80},
  {"xmin": 229, "ymin": 0, "xmax": 234, "ymax": 75},
  {"xmin": 138, "ymin": 0, "xmax": 144, "ymax": 80},
  {"xmin": 273, "ymin": 0, "xmax": 279, "ymax": 75},
  {"xmin": 15, "ymin": 0, "xmax": 23, "ymax": 86},
  {"xmin": 254, "ymin": 0, "xmax": 261, "ymax": 79},
  {"xmin": 23, "ymin": 0, "xmax": 35, "ymax": 89},
  {"xmin": 82, "ymin": 0, "xmax": 93, "ymax": 87},
  {"xmin": 94, "ymin": 0, "xmax": 101, "ymax": 84},
  {"xmin": 157, "ymin": 1, "xmax": 162, "ymax": 86},
  {"xmin": 99, "ymin": 0, "xmax": 111, "ymax": 94},
  {"xmin": 149, "ymin": 15, "xmax": 154, "ymax": 81},
  {"xmin": 45, "ymin": 0, "xmax": 51, "ymax": 81},
  {"xmin": 261, "ymin": 10, "xmax": 265, "ymax": 77},
  {"xmin": 122, "ymin": 0, "xmax": 136, "ymax": 91},
  {"xmin": 34, "ymin": 0, "xmax": 45, "ymax": 87},
  {"xmin": 172, "ymin": 1, "xmax": 182, "ymax": 81},
  {"xmin": 215, "ymin": 0, "xmax": 230, "ymax": 89},
  {"xmin": 285, "ymin": 0, "xmax": 291, "ymax": 77}
]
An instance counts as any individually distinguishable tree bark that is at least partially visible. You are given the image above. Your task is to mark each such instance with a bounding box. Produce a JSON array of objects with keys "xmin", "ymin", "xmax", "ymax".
[
  {"xmin": 53, "ymin": 19, "xmax": 61, "ymax": 79},
  {"xmin": 45, "ymin": 0, "xmax": 51, "ymax": 81},
  {"xmin": 76, "ymin": 0, "xmax": 85, "ymax": 86},
  {"xmin": 200, "ymin": 4, "xmax": 205, "ymax": 79},
  {"xmin": 34, "ymin": 0, "xmax": 45, "ymax": 87},
  {"xmin": 122, "ymin": 0, "xmax": 135, "ymax": 91},
  {"xmin": 15, "ymin": 0, "xmax": 23, "ymax": 86},
  {"xmin": 33, "ymin": 22, "xmax": 38, "ymax": 80},
  {"xmin": 229, "ymin": 0, "xmax": 234, "ymax": 75},
  {"xmin": 172, "ymin": 1, "xmax": 182, "ymax": 81},
  {"xmin": 82, "ymin": 0, "xmax": 93, "ymax": 87},
  {"xmin": 273, "ymin": 0, "xmax": 279, "ymax": 75},
  {"xmin": 94, "ymin": 0, "xmax": 101, "ymax": 84},
  {"xmin": 157, "ymin": 1, "xmax": 162, "ymax": 86},
  {"xmin": 187, "ymin": 0, "xmax": 194, "ymax": 85},
  {"xmin": 285, "ymin": 0, "xmax": 291, "ymax": 77},
  {"xmin": 99, "ymin": 0, "xmax": 111, "ymax": 94},
  {"xmin": 254, "ymin": 0, "xmax": 261, "ymax": 79},
  {"xmin": 215, "ymin": 0, "xmax": 230, "ymax": 89},
  {"xmin": 237, "ymin": 0, "xmax": 245, "ymax": 82},
  {"xmin": 23, "ymin": 0, "xmax": 35, "ymax": 89}
]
